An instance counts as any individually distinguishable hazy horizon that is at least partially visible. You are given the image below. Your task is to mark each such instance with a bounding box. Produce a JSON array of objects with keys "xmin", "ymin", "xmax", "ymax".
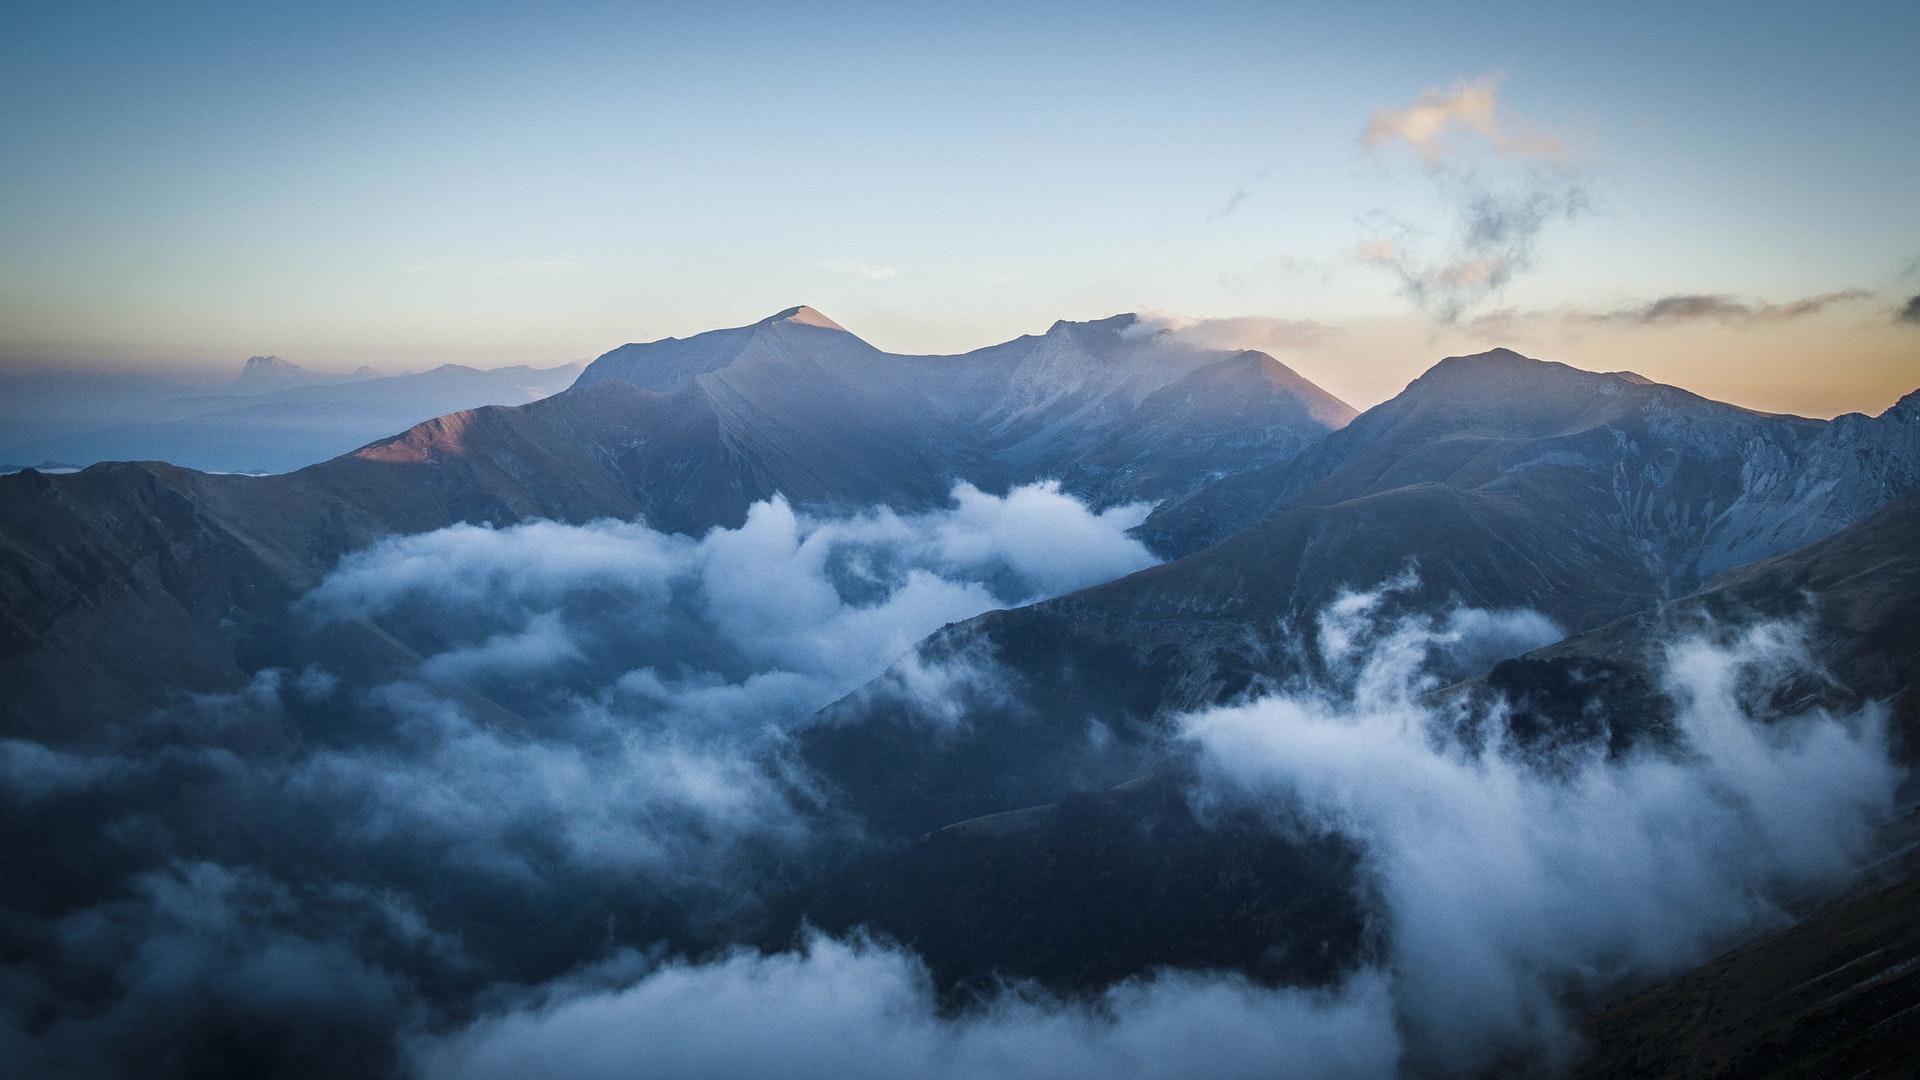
[
  {"xmin": 3, "ymin": 1, "xmax": 1914, "ymax": 418},
  {"xmin": 5, "ymin": 302, "xmax": 1913, "ymax": 421}
]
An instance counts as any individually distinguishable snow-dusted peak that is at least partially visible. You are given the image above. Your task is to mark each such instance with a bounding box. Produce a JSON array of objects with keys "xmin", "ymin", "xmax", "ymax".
[
  {"xmin": 1044, "ymin": 313, "xmax": 1139, "ymax": 337},
  {"xmin": 761, "ymin": 305, "xmax": 848, "ymax": 332},
  {"xmin": 577, "ymin": 306, "xmax": 872, "ymax": 393}
]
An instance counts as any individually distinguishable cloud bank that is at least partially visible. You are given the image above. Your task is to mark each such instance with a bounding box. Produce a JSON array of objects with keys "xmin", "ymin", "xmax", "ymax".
[
  {"xmin": 1187, "ymin": 585, "xmax": 1901, "ymax": 1073},
  {"xmin": 414, "ymin": 938, "xmax": 1400, "ymax": 1080},
  {"xmin": 0, "ymin": 482, "xmax": 1162, "ymax": 1077},
  {"xmin": 283, "ymin": 481, "xmax": 1162, "ymax": 887},
  {"xmin": 405, "ymin": 580, "xmax": 1902, "ymax": 1079}
]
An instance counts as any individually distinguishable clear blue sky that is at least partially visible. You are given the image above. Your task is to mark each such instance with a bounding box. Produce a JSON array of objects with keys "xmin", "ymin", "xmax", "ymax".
[{"xmin": 2, "ymin": 1, "xmax": 1915, "ymax": 412}]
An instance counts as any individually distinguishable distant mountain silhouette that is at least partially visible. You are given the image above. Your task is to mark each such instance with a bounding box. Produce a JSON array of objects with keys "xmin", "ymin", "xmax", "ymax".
[{"xmin": 1, "ymin": 358, "xmax": 582, "ymax": 474}]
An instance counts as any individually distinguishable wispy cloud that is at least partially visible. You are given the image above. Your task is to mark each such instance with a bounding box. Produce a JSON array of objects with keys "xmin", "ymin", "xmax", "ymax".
[
  {"xmin": 1466, "ymin": 290, "xmax": 1878, "ymax": 335},
  {"xmin": 1211, "ymin": 186, "xmax": 1253, "ymax": 219},
  {"xmin": 1899, "ymin": 295, "xmax": 1920, "ymax": 326},
  {"xmin": 820, "ymin": 260, "xmax": 900, "ymax": 281},
  {"xmin": 1123, "ymin": 311, "xmax": 1341, "ymax": 352},
  {"xmin": 1362, "ymin": 74, "xmax": 1568, "ymax": 167},
  {"xmin": 1185, "ymin": 586, "xmax": 1899, "ymax": 1073},
  {"xmin": 1355, "ymin": 170, "xmax": 1590, "ymax": 322},
  {"xmin": 1584, "ymin": 289, "xmax": 1876, "ymax": 325},
  {"xmin": 1357, "ymin": 74, "xmax": 1591, "ymax": 322}
]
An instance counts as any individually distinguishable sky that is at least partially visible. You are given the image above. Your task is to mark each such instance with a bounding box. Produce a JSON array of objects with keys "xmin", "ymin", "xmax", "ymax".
[{"xmin": 1, "ymin": 0, "xmax": 1915, "ymax": 415}]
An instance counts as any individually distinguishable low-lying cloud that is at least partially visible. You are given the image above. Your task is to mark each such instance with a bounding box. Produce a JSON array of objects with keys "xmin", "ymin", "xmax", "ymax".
[
  {"xmin": 0, "ymin": 482, "xmax": 1162, "ymax": 1077},
  {"xmin": 1188, "ymin": 585, "xmax": 1902, "ymax": 1073},
  {"xmin": 283, "ymin": 481, "xmax": 1162, "ymax": 887},
  {"xmin": 308, "ymin": 480, "xmax": 1155, "ymax": 700},
  {"xmin": 414, "ymin": 937, "xmax": 1400, "ymax": 1080},
  {"xmin": 404, "ymin": 580, "xmax": 1902, "ymax": 1079},
  {"xmin": 4, "ymin": 551, "xmax": 1903, "ymax": 1079}
]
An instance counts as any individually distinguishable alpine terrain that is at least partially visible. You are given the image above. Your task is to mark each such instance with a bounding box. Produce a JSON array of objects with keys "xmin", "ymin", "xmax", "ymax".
[{"xmin": 0, "ymin": 309, "xmax": 1914, "ymax": 1080}]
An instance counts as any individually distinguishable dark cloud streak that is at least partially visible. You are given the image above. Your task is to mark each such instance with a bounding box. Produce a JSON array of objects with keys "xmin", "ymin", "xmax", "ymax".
[{"xmin": 1588, "ymin": 289, "xmax": 1875, "ymax": 326}]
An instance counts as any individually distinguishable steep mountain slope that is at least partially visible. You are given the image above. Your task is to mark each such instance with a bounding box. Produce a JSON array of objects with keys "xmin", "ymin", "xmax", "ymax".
[
  {"xmin": 0, "ymin": 379, "xmax": 782, "ymax": 737},
  {"xmin": 1479, "ymin": 489, "xmax": 1920, "ymax": 1078},
  {"xmin": 1138, "ymin": 349, "xmax": 1920, "ymax": 589},
  {"xmin": 796, "ymin": 357, "xmax": 1920, "ymax": 840},
  {"xmin": 1456, "ymin": 483, "xmax": 1920, "ymax": 763},
  {"xmin": 1576, "ymin": 818, "xmax": 1920, "ymax": 1079},
  {"xmin": 768, "ymin": 479, "xmax": 1920, "ymax": 1015},
  {"xmin": 575, "ymin": 306, "xmax": 1356, "ymax": 510}
]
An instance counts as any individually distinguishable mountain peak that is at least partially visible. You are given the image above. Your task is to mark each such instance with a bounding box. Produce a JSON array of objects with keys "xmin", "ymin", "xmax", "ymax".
[
  {"xmin": 1045, "ymin": 313, "xmax": 1139, "ymax": 337},
  {"xmin": 232, "ymin": 354, "xmax": 317, "ymax": 389},
  {"xmin": 1416, "ymin": 348, "xmax": 1595, "ymax": 390},
  {"xmin": 240, "ymin": 354, "xmax": 299, "ymax": 376},
  {"xmin": 576, "ymin": 307, "xmax": 866, "ymax": 392},
  {"xmin": 761, "ymin": 306, "xmax": 847, "ymax": 332},
  {"xmin": 1436, "ymin": 347, "xmax": 1536, "ymax": 367},
  {"xmin": 1420, "ymin": 349, "xmax": 1677, "ymax": 398}
]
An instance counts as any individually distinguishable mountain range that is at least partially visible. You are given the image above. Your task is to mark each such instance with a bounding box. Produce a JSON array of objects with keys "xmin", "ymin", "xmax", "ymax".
[
  {"xmin": 796, "ymin": 349, "xmax": 1920, "ymax": 838},
  {"xmin": 0, "ymin": 308, "xmax": 1352, "ymax": 734},
  {"xmin": 1, "ymin": 307, "xmax": 1915, "ymax": 1079}
]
